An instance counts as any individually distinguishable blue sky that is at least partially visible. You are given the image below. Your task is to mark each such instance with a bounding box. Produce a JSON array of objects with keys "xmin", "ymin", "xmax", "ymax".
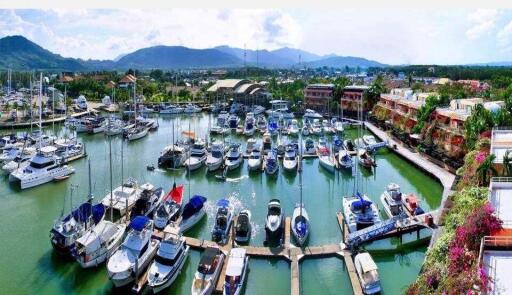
[{"xmin": 1, "ymin": 8, "xmax": 512, "ymax": 64}]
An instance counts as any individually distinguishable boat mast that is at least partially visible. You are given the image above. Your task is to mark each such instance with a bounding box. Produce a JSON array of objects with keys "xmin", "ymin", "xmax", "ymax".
[
  {"xmin": 188, "ymin": 118, "xmax": 191, "ymax": 201},
  {"xmin": 109, "ymin": 129, "xmax": 114, "ymax": 221},
  {"xmin": 87, "ymin": 159, "xmax": 93, "ymax": 202},
  {"xmin": 52, "ymin": 86, "xmax": 55, "ymax": 135},
  {"xmin": 38, "ymin": 73, "xmax": 42, "ymax": 151},
  {"xmin": 29, "ymin": 79, "xmax": 33, "ymax": 133},
  {"xmin": 299, "ymin": 134, "xmax": 303, "ymax": 218}
]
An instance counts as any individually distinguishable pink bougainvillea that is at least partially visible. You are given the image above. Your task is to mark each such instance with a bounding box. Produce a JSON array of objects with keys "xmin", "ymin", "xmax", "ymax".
[{"xmin": 475, "ymin": 151, "xmax": 488, "ymax": 164}]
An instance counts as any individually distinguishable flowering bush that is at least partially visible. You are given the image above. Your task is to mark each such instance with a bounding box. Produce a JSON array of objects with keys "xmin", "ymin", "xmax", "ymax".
[{"xmin": 475, "ymin": 151, "xmax": 487, "ymax": 164}]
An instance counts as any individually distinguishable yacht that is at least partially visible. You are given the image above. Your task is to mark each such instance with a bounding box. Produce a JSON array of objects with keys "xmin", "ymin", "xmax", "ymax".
[
  {"xmin": 380, "ymin": 183, "xmax": 404, "ymax": 218},
  {"xmin": 311, "ymin": 119, "xmax": 322, "ymax": 135},
  {"xmin": 247, "ymin": 144, "xmax": 262, "ymax": 171},
  {"xmin": 180, "ymin": 195, "xmax": 207, "ymax": 233},
  {"xmin": 317, "ymin": 139, "xmax": 335, "ymax": 173},
  {"xmin": 288, "ymin": 119, "xmax": 300, "ymax": 136},
  {"xmin": 332, "ymin": 135, "xmax": 344, "ymax": 153},
  {"xmin": 322, "ymin": 119, "xmax": 334, "ymax": 134},
  {"xmin": 107, "ymin": 216, "xmax": 160, "ymax": 288},
  {"xmin": 211, "ymin": 199, "xmax": 234, "ymax": 243},
  {"xmin": 86, "ymin": 117, "xmax": 106, "ymax": 134},
  {"xmin": 211, "ymin": 112, "xmax": 229, "ymax": 135},
  {"xmin": 291, "ymin": 203, "xmax": 310, "ymax": 247},
  {"xmin": 154, "ymin": 184, "xmax": 184, "ymax": 229},
  {"xmin": 342, "ymin": 193, "xmax": 381, "ymax": 233},
  {"xmin": 184, "ymin": 104, "xmax": 202, "ymax": 114},
  {"xmin": 54, "ymin": 138, "xmax": 85, "ymax": 161},
  {"xmin": 125, "ymin": 125, "xmax": 150, "ymax": 141},
  {"xmin": 268, "ymin": 119, "xmax": 278, "ymax": 136},
  {"xmin": 234, "ymin": 209, "xmax": 252, "ymax": 243},
  {"xmin": 303, "ymin": 138, "xmax": 316, "ymax": 155},
  {"xmin": 160, "ymin": 105, "xmax": 184, "ymax": 114},
  {"xmin": 256, "ymin": 115, "xmax": 267, "ymax": 133},
  {"xmin": 9, "ymin": 146, "xmax": 75, "ymax": 189},
  {"xmin": 74, "ymin": 220, "xmax": 127, "ymax": 268},
  {"xmin": 184, "ymin": 139, "xmax": 207, "ymax": 171},
  {"xmin": 206, "ymin": 141, "xmax": 225, "ymax": 172},
  {"xmin": 301, "ymin": 124, "xmax": 310, "ymax": 136},
  {"xmin": 262, "ymin": 133, "xmax": 272, "ymax": 155},
  {"xmin": 2, "ymin": 154, "xmax": 31, "ymax": 175},
  {"xmin": 147, "ymin": 227, "xmax": 190, "ymax": 293},
  {"xmin": 283, "ymin": 144, "xmax": 298, "ymax": 172},
  {"xmin": 358, "ymin": 149, "xmax": 376, "ymax": 169},
  {"xmin": 332, "ymin": 118, "xmax": 344, "ymax": 133},
  {"xmin": 250, "ymin": 105, "xmax": 266, "ymax": 116},
  {"xmin": 128, "ymin": 183, "xmax": 164, "ymax": 220},
  {"xmin": 158, "ymin": 144, "xmax": 191, "ymax": 169},
  {"xmin": 191, "ymin": 247, "xmax": 225, "ymax": 295},
  {"xmin": 225, "ymin": 144, "xmax": 243, "ymax": 171},
  {"xmin": 0, "ymin": 145, "xmax": 26, "ymax": 163},
  {"xmin": 265, "ymin": 199, "xmax": 284, "ymax": 245},
  {"xmin": 264, "ymin": 149, "xmax": 279, "ymax": 177},
  {"xmin": 337, "ymin": 148, "xmax": 353, "ymax": 170},
  {"xmin": 101, "ymin": 179, "xmax": 142, "ymax": 218},
  {"xmin": 362, "ymin": 135, "xmax": 378, "ymax": 147},
  {"xmin": 105, "ymin": 118, "xmax": 125, "ymax": 136},
  {"xmin": 303, "ymin": 109, "xmax": 323, "ymax": 120},
  {"xmin": 223, "ymin": 248, "xmax": 249, "ymax": 295},
  {"xmin": 243, "ymin": 113, "xmax": 255, "ymax": 136},
  {"xmin": 354, "ymin": 252, "xmax": 382, "ymax": 294},
  {"xmin": 245, "ymin": 138, "xmax": 257, "ymax": 156},
  {"xmin": 227, "ymin": 114, "xmax": 240, "ymax": 130}
]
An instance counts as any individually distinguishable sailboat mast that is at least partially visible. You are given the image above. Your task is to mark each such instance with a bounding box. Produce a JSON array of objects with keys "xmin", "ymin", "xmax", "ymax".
[
  {"xmin": 299, "ymin": 135, "xmax": 303, "ymax": 217},
  {"xmin": 38, "ymin": 73, "xmax": 42, "ymax": 150},
  {"xmin": 109, "ymin": 129, "xmax": 114, "ymax": 221},
  {"xmin": 188, "ymin": 119, "xmax": 191, "ymax": 201},
  {"xmin": 87, "ymin": 159, "xmax": 93, "ymax": 201}
]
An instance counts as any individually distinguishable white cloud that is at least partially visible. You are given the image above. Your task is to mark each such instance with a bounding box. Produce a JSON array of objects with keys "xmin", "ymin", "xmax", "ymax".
[
  {"xmin": 497, "ymin": 20, "xmax": 512, "ymax": 52},
  {"xmin": 465, "ymin": 9, "xmax": 499, "ymax": 40}
]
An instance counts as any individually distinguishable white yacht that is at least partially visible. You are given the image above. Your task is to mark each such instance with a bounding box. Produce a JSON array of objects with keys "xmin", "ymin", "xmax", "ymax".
[
  {"xmin": 158, "ymin": 143, "xmax": 191, "ymax": 169},
  {"xmin": 180, "ymin": 195, "xmax": 207, "ymax": 233},
  {"xmin": 191, "ymin": 247, "xmax": 225, "ymax": 295},
  {"xmin": 9, "ymin": 146, "xmax": 75, "ymax": 189},
  {"xmin": 342, "ymin": 193, "xmax": 381, "ymax": 233},
  {"xmin": 265, "ymin": 199, "xmax": 284, "ymax": 244},
  {"xmin": 380, "ymin": 183, "xmax": 404, "ymax": 218},
  {"xmin": 264, "ymin": 149, "xmax": 279, "ymax": 176},
  {"xmin": 354, "ymin": 252, "xmax": 381, "ymax": 294},
  {"xmin": 125, "ymin": 125, "xmax": 149, "ymax": 141},
  {"xmin": 256, "ymin": 115, "xmax": 267, "ymax": 133},
  {"xmin": 291, "ymin": 202, "xmax": 310, "ymax": 246},
  {"xmin": 74, "ymin": 220, "xmax": 127, "ymax": 268},
  {"xmin": 303, "ymin": 109, "xmax": 323, "ymax": 120},
  {"xmin": 247, "ymin": 144, "xmax": 262, "ymax": 171},
  {"xmin": 317, "ymin": 139, "xmax": 335, "ymax": 173},
  {"xmin": 101, "ymin": 179, "xmax": 142, "ymax": 218},
  {"xmin": 211, "ymin": 199, "xmax": 234, "ymax": 243},
  {"xmin": 147, "ymin": 227, "xmax": 190, "ymax": 293},
  {"xmin": 184, "ymin": 104, "xmax": 202, "ymax": 114},
  {"xmin": 288, "ymin": 119, "xmax": 300, "ymax": 136},
  {"xmin": 184, "ymin": 139, "xmax": 207, "ymax": 171},
  {"xmin": 107, "ymin": 216, "xmax": 159, "ymax": 288},
  {"xmin": 283, "ymin": 144, "xmax": 298, "ymax": 172},
  {"xmin": 160, "ymin": 105, "xmax": 184, "ymax": 114},
  {"xmin": 243, "ymin": 112, "xmax": 256, "ymax": 136},
  {"xmin": 206, "ymin": 141, "xmax": 225, "ymax": 172},
  {"xmin": 223, "ymin": 248, "xmax": 249, "ymax": 295},
  {"xmin": 224, "ymin": 144, "xmax": 243, "ymax": 171}
]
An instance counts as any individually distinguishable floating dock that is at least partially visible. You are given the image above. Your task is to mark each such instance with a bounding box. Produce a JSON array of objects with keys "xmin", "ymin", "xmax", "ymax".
[{"xmin": 0, "ymin": 109, "xmax": 95, "ymax": 129}]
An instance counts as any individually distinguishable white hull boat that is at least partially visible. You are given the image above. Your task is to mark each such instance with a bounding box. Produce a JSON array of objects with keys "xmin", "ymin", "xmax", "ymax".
[
  {"xmin": 191, "ymin": 247, "xmax": 225, "ymax": 295},
  {"xmin": 291, "ymin": 203, "xmax": 310, "ymax": 246},
  {"xmin": 223, "ymin": 248, "xmax": 249, "ymax": 295}
]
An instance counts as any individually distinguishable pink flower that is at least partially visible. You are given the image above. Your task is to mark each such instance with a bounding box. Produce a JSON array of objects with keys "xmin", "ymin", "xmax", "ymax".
[{"xmin": 475, "ymin": 151, "xmax": 487, "ymax": 164}]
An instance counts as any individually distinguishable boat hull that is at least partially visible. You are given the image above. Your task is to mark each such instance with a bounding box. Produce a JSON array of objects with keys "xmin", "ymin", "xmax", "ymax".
[{"xmin": 180, "ymin": 209, "xmax": 206, "ymax": 233}]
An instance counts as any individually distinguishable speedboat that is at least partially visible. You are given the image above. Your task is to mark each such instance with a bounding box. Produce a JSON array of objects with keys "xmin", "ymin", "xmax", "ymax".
[
  {"xmin": 154, "ymin": 184, "xmax": 184, "ymax": 229},
  {"xmin": 9, "ymin": 146, "xmax": 75, "ymax": 189},
  {"xmin": 191, "ymin": 247, "xmax": 225, "ymax": 295},
  {"xmin": 184, "ymin": 139, "xmax": 207, "ymax": 171},
  {"xmin": 303, "ymin": 138, "xmax": 316, "ymax": 155},
  {"xmin": 256, "ymin": 115, "xmax": 267, "ymax": 133},
  {"xmin": 358, "ymin": 149, "xmax": 376, "ymax": 169},
  {"xmin": 380, "ymin": 183, "xmax": 404, "ymax": 218},
  {"xmin": 243, "ymin": 113, "xmax": 255, "ymax": 136},
  {"xmin": 147, "ymin": 227, "xmax": 190, "ymax": 293},
  {"xmin": 225, "ymin": 144, "xmax": 243, "ymax": 171},
  {"xmin": 128, "ymin": 183, "xmax": 164, "ymax": 220},
  {"xmin": 184, "ymin": 104, "xmax": 202, "ymax": 114},
  {"xmin": 211, "ymin": 199, "xmax": 234, "ymax": 243},
  {"xmin": 180, "ymin": 195, "xmax": 207, "ymax": 233},
  {"xmin": 247, "ymin": 144, "xmax": 262, "ymax": 172},
  {"xmin": 74, "ymin": 220, "xmax": 126, "ymax": 268},
  {"xmin": 354, "ymin": 252, "xmax": 382, "ymax": 295},
  {"xmin": 50, "ymin": 201, "xmax": 105, "ymax": 256},
  {"xmin": 283, "ymin": 144, "xmax": 298, "ymax": 172},
  {"xmin": 337, "ymin": 148, "xmax": 353, "ymax": 170},
  {"xmin": 311, "ymin": 119, "xmax": 322, "ymax": 135},
  {"xmin": 107, "ymin": 216, "xmax": 160, "ymax": 288},
  {"xmin": 403, "ymin": 193, "xmax": 425, "ymax": 216},
  {"xmin": 303, "ymin": 109, "xmax": 323, "ymax": 120},
  {"xmin": 291, "ymin": 203, "xmax": 310, "ymax": 246},
  {"xmin": 158, "ymin": 144, "xmax": 191, "ymax": 169},
  {"xmin": 262, "ymin": 133, "xmax": 272, "ymax": 155},
  {"xmin": 317, "ymin": 139, "xmax": 335, "ymax": 173},
  {"xmin": 344, "ymin": 139, "xmax": 357, "ymax": 156},
  {"xmin": 101, "ymin": 179, "xmax": 142, "ymax": 218},
  {"xmin": 206, "ymin": 141, "xmax": 225, "ymax": 172},
  {"xmin": 288, "ymin": 119, "xmax": 300, "ymax": 136},
  {"xmin": 342, "ymin": 193, "xmax": 381, "ymax": 233},
  {"xmin": 235, "ymin": 209, "xmax": 252, "ymax": 243},
  {"xmin": 227, "ymin": 114, "xmax": 240, "ymax": 130},
  {"xmin": 332, "ymin": 135, "xmax": 344, "ymax": 153},
  {"xmin": 245, "ymin": 138, "xmax": 257, "ymax": 155},
  {"xmin": 265, "ymin": 199, "xmax": 284, "ymax": 245},
  {"xmin": 223, "ymin": 248, "xmax": 249, "ymax": 295},
  {"xmin": 264, "ymin": 149, "xmax": 279, "ymax": 177}
]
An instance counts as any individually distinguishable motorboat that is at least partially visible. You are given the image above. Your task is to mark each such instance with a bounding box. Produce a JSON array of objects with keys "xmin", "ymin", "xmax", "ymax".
[
  {"xmin": 245, "ymin": 138, "xmax": 257, "ymax": 155},
  {"xmin": 139, "ymin": 117, "xmax": 159, "ymax": 131},
  {"xmin": 0, "ymin": 145, "xmax": 26, "ymax": 163},
  {"xmin": 303, "ymin": 109, "xmax": 323, "ymax": 120},
  {"xmin": 276, "ymin": 136, "xmax": 286, "ymax": 156},
  {"xmin": 403, "ymin": 194, "xmax": 425, "ymax": 216},
  {"xmin": 322, "ymin": 119, "xmax": 334, "ymax": 134},
  {"xmin": 154, "ymin": 184, "xmax": 184, "ymax": 229},
  {"xmin": 230, "ymin": 103, "xmax": 244, "ymax": 115},
  {"xmin": 243, "ymin": 113, "xmax": 255, "ymax": 136},
  {"xmin": 184, "ymin": 139, "xmax": 207, "ymax": 171},
  {"xmin": 101, "ymin": 179, "xmax": 142, "ymax": 218},
  {"xmin": 147, "ymin": 227, "xmax": 190, "ymax": 293},
  {"xmin": 125, "ymin": 125, "xmax": 150, "ymax": 141},
  {"xmin": 342, "ymin": 193, "xmax": 382, "ymax": 233},
  {"xmin": 256, "ymin": 115, "xmax": 267, "ymax": 133},
  {"xmin": 332, "ymin": 118, "xmax": 344, "ymax": 133},
  {"xmin": 211, "ymin": 199, "xmax": 234, "ymax": 243},
  {"xmin": 160, "ymin": 105, "xmax": 184, "ymax": 114},
  {"xmin": 50, "ymin": 200, "xmax": 105, "ymax": 256},
  {"xmin": 380, "ymin": 183, "xmax": 404, "ymax": 218},
  {"xmin": 74, "ymin": 220, "xmax": 127, "ymax": 268},
  {"xmin": 344, "ymin": 139, "xmax": 357, "ymax": 156},
  {"xmin": 158, "ymin": 144, "xmax": 191, "ymax": 169},
  {"xmin": 267, "ymin": 119, "xmax": 279, "ymax": 136},
  {"xmin": 358, "ymin": 149, "xmax": 376, "ymax": 169},
  {"xmin": 184, "ymin": 104, "xmax": 202, "ymax": 114},
  {"xmin": 227, "ymin": 114, "xmax": 240, "ymax": 130},
  {"xmin": 2, "ymin": 154, "xmax": 31, "ymax": 175},
  {"xmin": 224, "ymin": 144, "xmax": 243, "ymax": 171},
  {"xmin": 234, "ymin": 209, "xmax": 252, "ymax": 243},
  {"xmin": 76, "ymin": 95, "xmax": 88, "ymax": 110},
  {"xmin": 288, "ymin": 119, "xmax": 300, "ymax": 136},
  {"xmin": 223, "ymin": 248, "xmax": 249, "ymax": 295},
  {"xmin": 128, "ymin": 183, "xmax": 164, "ymax": 220},
  {"xmin": 311, "ymin": 119, "xmax": 322, "ymax": 135},
  {"xmin": 211, "ymin": 112, "xmax": 229, "ymax": 135},
  {"xmin": 262, "ymin": 133, "xmax": 272, "ymax": 155},
  {"xmin": 291, "ymin": 203, "xmax": 310, "ymax": 246},
  {"xmin": 354, "ymin": 252, "xmax": 382, "ymax": 295},
  {"xmin": 337, "ymin": 148, "xmax": 353, "ymax": 170},
  {"xmin": 54, "ymin": 138, "xmax": 85, "ymax": 161},
  {"xmin": 180, "ymin": 195, "xmax": 207, "ymax": 233},
  {"xmin": 301, "ymin": 124, "xmax": 310, "ymax": 136},
  {"xmin": 236, "ymin": 125, "xmax": 244, "ymax": 135},
  {"xmin": 265, "ymin": 199, "xmax": 284, "ymax": 245},
  {"xmin": 206, "ymin": 141, "xmax": 225, "ymax": 172},
  {"xmin": 283, "ymin": 144, "xmax": 298, "ymax": 172},
  {"xmin": 317, "ymin": 139, "xmax": 335, "ymax": 173},
  {"xmin": 332, "ymin": 135, "xmax": 344, "ymax": 153},
  {"xmin": 247, "ymin": 144, "xmax": 262, "ymax": 171},
  {"xmin": 9, "ymin": 146, "xmax": 75, "ymax": 189},
  {"xmin": 363, "ymin": 135, "xmax": 378, "ymax": 146},
  {"xmin": 191, "ymin": 247, "xmax": 225, "ymax": 295},
  {"xmin": 303, "ymin": 138, "xmax": 316, "ymax": 155},
  {"xmin": 250, "ymin": 105, "xmax": 266, "ymax": 116},
  {"xmin": 264, "ymin": 149, "xmax": 279, "ymax": 177},
  {"xmin": 86, "ymin": 117, "xmax": 106, "ymax": 134},
  {"xmin": 107, "ymin": 216, "xmax": 160, "ymax": 288}
]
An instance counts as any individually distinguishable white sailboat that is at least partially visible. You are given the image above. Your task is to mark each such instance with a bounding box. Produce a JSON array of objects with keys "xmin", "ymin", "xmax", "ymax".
[{"xmin": 292, "ymin": 139, "xmax": 310, "ymax": 246}]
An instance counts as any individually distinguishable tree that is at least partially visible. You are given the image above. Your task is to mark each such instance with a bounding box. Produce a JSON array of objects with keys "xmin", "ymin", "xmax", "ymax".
[
  {"xmin": 503, "ymin": 150, "xmax": 512, "ymax": 177},
  {"xmin": 464, "ymin": 104, "xmax": 494, "ymax": 150},
  {"xmin": 476, "ymin": 154, "xmax": 497, "ymax": 185},
  {"xmin": 364, "ymin": 75, "xmax": 386, "ymax": 107}
]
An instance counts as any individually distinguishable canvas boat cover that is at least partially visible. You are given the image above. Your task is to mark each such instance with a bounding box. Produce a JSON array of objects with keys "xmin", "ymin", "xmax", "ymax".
[
  {"xmin": 182, "ymin": 195, "xmax": 207, "ymax": 219},
  {"xmin": 129, "ymin": 216, "xmax": 150, "ymax": 231}
]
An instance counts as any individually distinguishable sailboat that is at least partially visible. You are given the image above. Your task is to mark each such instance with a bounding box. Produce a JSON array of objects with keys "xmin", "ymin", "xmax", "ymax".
[
  {"xmin": 180, "ymin": 154, "xmax": 207, "ymax": 232},
  {"xmin": 125, "ymin": 79, "xmax": 150, "ymax": 141},
  {"xmin": 292, "ymin": 138, "xmax": 310, "ymax": 246},
  {"xmin": 154, "ymin": 184, "xmax": 184, "ymax": 229},
  {"xmin": 317, "ymin": 138, "xmax": 335, "ymax": 173}
]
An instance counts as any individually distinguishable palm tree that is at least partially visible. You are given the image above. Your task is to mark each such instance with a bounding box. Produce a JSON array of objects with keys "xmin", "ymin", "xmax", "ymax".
[
  {"xmin": 477, "ymin": 154, "xmax": 497, "ymax": 185},
  {"xmin": 503, "ymin": 150, "xmax": 512, "ymax": 177}
]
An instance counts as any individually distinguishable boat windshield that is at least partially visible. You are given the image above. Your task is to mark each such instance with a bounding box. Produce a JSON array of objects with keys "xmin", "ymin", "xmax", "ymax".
[
  {"xmin": 249, "ymin": 154, "xmax": 260, "ymax": 159},
  {"xmin": 227, "ymin": 156, "xmax": 239, "ymax": 161},
  {"xmin": 212, "ymin": 150, "xmax": 223, "ymax": 158},
  {"xmin": 155, "ymin": 248, "xmax": 182, "ymax": 266}
]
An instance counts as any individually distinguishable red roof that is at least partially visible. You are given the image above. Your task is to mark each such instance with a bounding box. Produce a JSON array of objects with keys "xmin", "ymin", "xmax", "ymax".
[{"xmin": 119, "ymin": 74, "xmax": 136, "ymax": 84}]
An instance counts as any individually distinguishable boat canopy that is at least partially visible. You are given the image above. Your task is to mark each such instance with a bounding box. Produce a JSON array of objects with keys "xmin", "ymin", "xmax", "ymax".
[
  {"xmin": 358, "ymin": 253, "xmax": 379, "ymax": 273},
  {"xmin": 182, "ymin": 195, "xmax": 207, "ymax": 219},
  {"xmin": 226, "ymin": 248, "xmax": 246, "ymax": 276},
  {"xmin": 198, "ymin": 247, "xmax": 220, "ymax": 274},
  {"xmin": 70, "ymin": 202, "xmax": 105, "ymax": 224},
  {"xmin": 129, "ymin": 215, "xmax": 150, "ymax": 231},
  {"xmin": 351, "ymin": 193, "xmax": 373, "ymax": 211},
  {"xmin": 216, "ymin": 198, "xmax": 230, "ymax": 208}
]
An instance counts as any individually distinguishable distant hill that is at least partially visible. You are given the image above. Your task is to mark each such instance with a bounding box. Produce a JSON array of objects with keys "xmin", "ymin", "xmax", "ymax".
[
  {"xmin": 0, "ymin": 35, "xmax": 86, "ymax": 71},
  {"xmin": 116, "ymin": 46, "xmax": 242, "ymax": 69},
  {"xmin": 270, "ymin": 47, "xmax": 322, "ymax": 63},
  {"xmin": 468, "ymin": 61, "xmax": 512, "ymax": 67},
  {"xmin": 305, "ymin": 56, "xmax": 386, "ymax": 68},
  {"xmin": 214, "ymin": 46, "xmax": 295, "ymax": 67}
]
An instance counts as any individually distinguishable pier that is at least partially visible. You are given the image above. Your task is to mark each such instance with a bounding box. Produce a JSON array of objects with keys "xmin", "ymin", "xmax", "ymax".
[{"xmin": 0, "ymin": 109, "xmax": 95, "ymax": 129}]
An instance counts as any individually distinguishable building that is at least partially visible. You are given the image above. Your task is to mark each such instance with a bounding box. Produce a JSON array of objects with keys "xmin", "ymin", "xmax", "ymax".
[
  {"xmin": 207, "ymin": 79, "xmax": 271, "ymax": 105},
  {"xmin": 303, "ymin": 83, "xmax": 334, "ymax": 113},
  {"xmin": 340, "ymin": 85, "xmax": 370, "ymax": 113},
  {"xmin": 490, "ymin": 128, "xmax": 512, "ymax": 175},
  {"xmin": 457, "ymin": 80, "xmax": 490, "ymax": 92},
  {"xmin": 118, "ymin": 74, "xmax": 137, "ymax": 88}
]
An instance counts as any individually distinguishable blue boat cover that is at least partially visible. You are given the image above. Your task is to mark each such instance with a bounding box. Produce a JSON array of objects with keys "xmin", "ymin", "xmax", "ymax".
[
  {"xmin": 72, "ymin": 202, "xmax": 92, "ymax": 223},
  {"xmin": 216, "ymin": 199, "xmax": 229, "ymax": 208},
  {"xmin": 129, "ymin": 216, "xmax": 150, "ymax": 231},
  {"xmin": 333, "ymin": 136, "xmax": 342, "ymax": 147},
  {"xmin": 92, "ymin": 204, "xmax": 105, "ymax": 224},
  {"xmin": 182, "ymin": 195, "xmax": 207, "ymax": 219},
  {"xmin": 351, "ymin": 192, "xmax": 373, "ymax": 211},
  {"xmin": 296, "ymin": 221, "xmax": 308, "ymax": 237}
]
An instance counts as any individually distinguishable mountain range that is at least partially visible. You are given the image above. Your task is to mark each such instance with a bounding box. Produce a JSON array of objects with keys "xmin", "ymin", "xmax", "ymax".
[{"xmin": 0, "ymin": 35, "xmax": 387, "ymax": 71}]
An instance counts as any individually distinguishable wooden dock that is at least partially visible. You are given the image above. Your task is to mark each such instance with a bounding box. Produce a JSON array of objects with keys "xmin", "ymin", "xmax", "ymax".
[
  {"xmin": 0, "ymin": 109, "xmax": 94, "ymax": 129},
  {"xmin": 337, "ymin": 212, "xmax": 364, "ymax": 295}
]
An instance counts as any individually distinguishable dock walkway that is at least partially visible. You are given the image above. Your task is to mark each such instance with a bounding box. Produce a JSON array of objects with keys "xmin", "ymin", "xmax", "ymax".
[{"xmin": 0, "ymin": 109, "xmax": 94, "ymax": 129}]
